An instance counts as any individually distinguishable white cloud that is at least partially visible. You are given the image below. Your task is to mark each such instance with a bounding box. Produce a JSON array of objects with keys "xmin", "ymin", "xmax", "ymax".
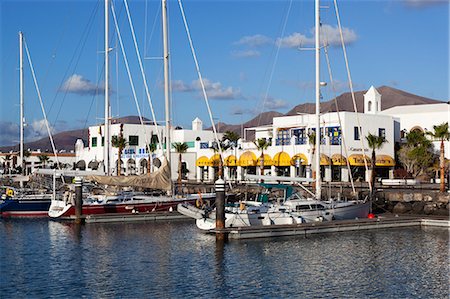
[
  {"xmin": 277, "ymin": 24, "xmax": 357, "ymax": 48},
  {"xmin": 231, "ymin": 50, "xmax": 261, "ymax": 58},
  {"xmin": 60, "ymin": 74, "xmax": 105, "ymax": 95},
  {"xmin": 234, "ymin": 34, "xmax": 272, "ymax": 47},
  {"xmin": 403, "ymin": 0, "xmax": 447, "ymax": 8},
  {"xmin": 171, "ymin": 80, "xmax": 194, "ymax": 92},
  {"xmin": 263, "ymin": 96, "xmax": 289, "ymax": 110},
  {"xmin": 172, "ymin": 78, "xmax": 241, "ymax": 100},
  {"xmin": 0, "ymin": 119, "xmax": 58, "ymax": 147}
]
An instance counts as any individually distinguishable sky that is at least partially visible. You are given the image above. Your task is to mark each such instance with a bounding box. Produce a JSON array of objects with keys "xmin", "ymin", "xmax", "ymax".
[{"xmin": 0, "ymin": 0, "xmax": 449, "ymax": 147}]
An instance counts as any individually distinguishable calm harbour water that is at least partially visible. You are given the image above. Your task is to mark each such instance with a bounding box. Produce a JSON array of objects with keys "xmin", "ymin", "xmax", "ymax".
[{"xmin": 0, "ymin": 219, "xmax": 448, "ymax": 298}]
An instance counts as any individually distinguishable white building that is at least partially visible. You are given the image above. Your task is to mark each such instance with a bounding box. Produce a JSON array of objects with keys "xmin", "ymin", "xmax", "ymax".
[
  {"xmin": 195, "ymin": 86, "xmax": 396, "ymax": 183},
  {"xmin": 75, "ymin": 118, "xmax": 222, "ymax": 180},
  {"xmin": 380, "ymin": 101, "xmax": 450, "ymax": 159}
]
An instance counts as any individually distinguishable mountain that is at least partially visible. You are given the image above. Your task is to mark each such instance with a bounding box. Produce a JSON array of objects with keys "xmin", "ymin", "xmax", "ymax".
[
  {"xmin": 285, "ymin": 86, "xmax": 442, "ymax": 115},
  {"xmin": 0, "ymin": 116, "xmax": 152, "ymax": 153},
  {"xmin": 1, "ymin": 86, "xmax": 445, "ymax": 152}
]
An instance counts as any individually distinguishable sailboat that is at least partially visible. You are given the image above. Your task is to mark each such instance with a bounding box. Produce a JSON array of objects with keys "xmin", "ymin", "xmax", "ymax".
[
  {"xmin": 48, "ymin": 0, "xmax": 215, "ymax": 221},
  {"xmin": 0, "ymin": 32, "xmax": 56, "ymax": 218},
  {"xmin": 178, "ymin": 0, "xmax": 370, "ymax": 230}
]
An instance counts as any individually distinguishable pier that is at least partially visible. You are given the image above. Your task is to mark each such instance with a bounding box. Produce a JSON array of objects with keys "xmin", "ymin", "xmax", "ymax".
[{"xmin": 211, "ymin": 215, "xmax": 449, "ymax": 240}]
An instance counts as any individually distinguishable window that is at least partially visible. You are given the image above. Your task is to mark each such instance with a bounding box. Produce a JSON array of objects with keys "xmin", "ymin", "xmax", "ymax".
[
  {"xmin": 368, "ymin": 101, "xmax": 372, "ymax": 111},
  {"xmin": 379, "ymin": 128, "xmax": 386, "ymax": 139},
  {"xmin": 276, "ymin": 129, "xmax": 290, "ymax": 146},
  {"xmin": 101, "ymin": 137, "xmax": 104, "ymax": 146},
  {"xmin": 326, "ymin": 126, "xmax": 341, "ymax": 145},
  {"xmin": 91, "ymin": 137, "xmax": 97, "ymax": 147},
  {"xmin": 354, "ymin": 127, "xmax": 361, "ymax": 140},
  {"xmin": 129, "ymin": 135, "xmax": 139, "ymax": 146}
]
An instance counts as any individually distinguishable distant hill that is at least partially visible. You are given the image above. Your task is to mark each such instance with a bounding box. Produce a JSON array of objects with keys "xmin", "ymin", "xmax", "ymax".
[
  {"xmin": 285, "ymin": 86, "xmax": 442, "ymax": 115},
  {"xmin": 1, "ymin": 86, "xmax": 445, "ymax": 152},
  {"xmin": 0, "ymin": 116, "xmax": 151, "ymax": 153}
]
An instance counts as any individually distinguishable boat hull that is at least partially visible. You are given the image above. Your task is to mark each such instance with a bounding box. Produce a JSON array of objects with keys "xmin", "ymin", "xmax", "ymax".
[
  {"xmin": 0, "ymin": 199, "xmax": 51, "ymax": 218},
  {"xmin": 49, "ymin": 193, "xmax": 216, "ymax": 220}
]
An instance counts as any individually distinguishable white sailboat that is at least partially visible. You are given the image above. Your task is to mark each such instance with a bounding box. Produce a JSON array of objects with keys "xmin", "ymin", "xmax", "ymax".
[
  {"xmin": 178, "ymin": 0, "xmax": 370, "ymax": 231},
  {"xmin": 48, "ymin": 0, "xmax": 216, "ymax": 220}
]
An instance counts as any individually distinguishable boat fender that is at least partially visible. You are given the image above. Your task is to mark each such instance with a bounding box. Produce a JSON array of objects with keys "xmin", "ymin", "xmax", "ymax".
[{"xmin": 6, "ymin": 189, "xmax": 14, "ymax": 197}]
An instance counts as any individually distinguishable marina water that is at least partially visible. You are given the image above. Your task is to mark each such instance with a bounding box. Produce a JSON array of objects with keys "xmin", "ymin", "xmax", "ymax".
[{"xmin": 1, "ymin": 219, "xmax": 448, "ymax": 298}]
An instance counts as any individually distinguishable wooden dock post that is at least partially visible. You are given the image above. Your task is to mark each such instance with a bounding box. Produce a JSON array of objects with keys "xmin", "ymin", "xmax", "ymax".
[
  {"xmin": 74, "ymin": 176, "xmax": 83, "ymax": 224},
  {"xmin": 215, "ymin": 178, "xmax": 227, "ymax": 241}
]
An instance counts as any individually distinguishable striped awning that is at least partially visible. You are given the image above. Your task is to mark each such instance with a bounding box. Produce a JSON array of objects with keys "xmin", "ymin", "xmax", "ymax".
[
  {"xmin": 320, "ymin": 154, "xmax": 331, "ymax": 166},
  {"xmin": 348, "ymin": 154, "xmax": 371, "ymax": 166},
  {"xmin": 256, "ymin": 154, "xmax": 274, "ymax": 166},
  {"xmin": 273, "ymin": 152, "xmax": 291, "ymax": 167},
  {"xmin": 376, "ymin": 155, "xmax": 395, "ymax": 167},
  {"xmin": 331, "ymin": 154, "xmax": 347, "ymax": 166},
  {"xmin": 224, "ymin": 155, "xmax": 237, "ymax": 167},
  {"xmin": 238, "ymin": 151, "xmax": 257, "ymax": 167},
  {"xmin": 291, "ymin": 153, "xmax": 308, "ymax": 166},
  {"xmin": 209, "ymin": 154, "xmax": 222, "ymax": 167},
  {"xmin": 196, "ymin": 156, "xmax": 212, "ymax": 167}
]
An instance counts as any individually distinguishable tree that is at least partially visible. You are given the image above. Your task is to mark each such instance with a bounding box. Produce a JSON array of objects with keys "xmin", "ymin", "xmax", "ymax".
[
  {"xmin": 222, "ymin": 131, "xmax": 240, "ymax": 146},
  {"xmin": 427, "ymin": 122, "xmax": 449, "ymax": 192},
  {"xmin": 253, "ymin": 138, "xmax": 270, "ymax": 176},
  {"xmin": 37, "ymin": 154, "xmax": 50, "ymax": 169},
  {"xmin": 210, "ymin": 141, "xmax": 230, "ymax": 180},
  {"xmin": 366, "ymin": 133, "xmax": 387, "ymax": 198},
  {"xmin": 307, "ymin": 131, "xmax": 316, "ymax": 181},
  {"xmin": 173, "ymin": 142, "xmax": 189, "ymax": 193},
  {"xmin": 23, "ymin": 150, "xmax": 31, "ymax": 175},
  {"xmin": 3, "ymin": 154, "xmax": 12, "ymax": 174},
  {"xmin": 398, "ymin": 130, "xmax": 434, "ymax": 178},
  {"xmin": 111, "ymin": 124, "xmax": 127, "ymax": 176},
  {"xmin": 146, "ymin": 143, "xmax": 157, "ymax": 174}
]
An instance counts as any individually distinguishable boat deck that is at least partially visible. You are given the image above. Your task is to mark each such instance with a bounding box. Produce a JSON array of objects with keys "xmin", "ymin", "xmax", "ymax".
[{"xmin": 210, "ymin": 215, "xmax": 449, "ymax": 240}]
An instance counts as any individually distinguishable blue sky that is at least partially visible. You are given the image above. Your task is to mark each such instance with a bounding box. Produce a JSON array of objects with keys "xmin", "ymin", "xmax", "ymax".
[{"xmin": 0, "ymin": 0, "xmax": 448, "ymax": 147}]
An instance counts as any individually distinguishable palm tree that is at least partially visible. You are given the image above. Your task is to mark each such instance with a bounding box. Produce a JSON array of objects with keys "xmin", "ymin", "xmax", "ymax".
[
  {"xmin": 37, "ymin": 154, "xmax": 50, "ymax": 169},
  {"xmin": 23, "ymin": 150, "xmax": 31, "ymax": 175},
  {"xmin": 222, "ymin": 131, "xmax": 240, "ymax": 146},
  {"xmin": 111, "ymin": 124, "xmax": 127, "ymax": 176},
  {"xmin": 253, "ymin": 138, "xmax": 270, "ymax": 176},
  {"xmin": 147, "ymin": 143, "xmax": 157, "ymax": 174},
  {"xmin": 366, "ymin": 133, "xmax": 387, "ymax": 198},
  {"xmin": 173, "ymin": 142, "xmax": 189, "ymax": 193},
  {"xmin": 307, "ymin": 131, "xmax": 316, "ymax": 181},
  {"xmin": 210, "ymin": 141, "xmax": 230, "ymax": 180},
  {"xmin": 427, "ymin": 122, "xmax": 449, "ymax": 192}
]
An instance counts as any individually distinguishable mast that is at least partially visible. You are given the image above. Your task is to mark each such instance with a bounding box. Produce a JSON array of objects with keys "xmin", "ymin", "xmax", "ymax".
[
  {"xmin": 315, "ymin": 0, "xmax": 321, "ymax": 200},
  {"xmin": 104, "ymin": 0, "xmax": 110, "ymax": 175},
  {"xmin": 162, "ymin": 0, "xmax": 171, "ymax": 164},
  {"xmin": 19, "ymin": 32, "xmax": 24, "ymax": 179}
]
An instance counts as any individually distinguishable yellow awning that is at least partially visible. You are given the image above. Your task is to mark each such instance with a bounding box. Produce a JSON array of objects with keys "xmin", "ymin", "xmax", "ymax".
[
  {"xmin": 376, "ymin": 155, "xmax": 395, "ymax": 167},
  {"xmin": 291, "ymin": 153, "xmax": 308, "ymax": 166},
  {"xmin": 273, "ymin": 151, "xmax": 291, "ymax": 167},
  {"xmin": 348, "ymin": 154, "xmax": 371, "ymax": 166},
  {"xmin": 331, "ymin": 154, "xmax": 347, "ymax": 166},
  {"xmin": 196, "ymin": 156, "xmax": 212, "ymax": 167},
  {"xmin": 209, "ymin": 154, "xmax": 222, "ymax": 167},
  {"xmin": 224, "ymin": 155, "xmax": 237, "ymax": 167},
  {"xmin": 256, "ymin": 154, "xmax": 274, "ymax": 166},
  {"xmin": 320, "ymin": 154, "xmax": 331, "ymax": 166},
  {"xmin": 238, "ymin": 151, "xmax": 257, "ymax": 167}
]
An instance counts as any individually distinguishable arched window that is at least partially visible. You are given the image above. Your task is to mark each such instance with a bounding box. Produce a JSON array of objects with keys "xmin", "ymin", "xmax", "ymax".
[{"xmin": 368, "ymin": 101, "xmax": 372, "ymax": 111}]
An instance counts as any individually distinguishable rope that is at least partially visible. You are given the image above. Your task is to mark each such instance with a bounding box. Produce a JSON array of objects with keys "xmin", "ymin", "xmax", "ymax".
[
  {"xmin": 110, "ymin": 1, "xmax": 152, "ymax": 155},
  {"xmin": 122, "ymin": 0, "xmax": 163, "ymax": 152},
  {"xmin": 322, "ymin": 42, "xmax": 356, "ymax": 194},
  {"xmin": 257, "ymin": 0, "xmax": 293, "ymax": 127},
  {"xmin": 177, "ymin": 0, "xmax": 231, "ymax": 187},
  {"xmin": 23, "ymin": 39, "xmax": 60, "ymax": 168},
  {"xmin": 333, "ymin": 0, "xmax": 372, "ymax": 194}
]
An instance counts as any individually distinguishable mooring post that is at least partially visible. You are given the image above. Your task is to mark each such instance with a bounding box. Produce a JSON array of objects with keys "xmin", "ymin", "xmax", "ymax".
[
  {"xmin": 74, "ymin": 176, "xmax": 83, "ymax": 224},
  {"xmin": 215, "ymin": 178, "xmax": 227, "ymax": 241}
]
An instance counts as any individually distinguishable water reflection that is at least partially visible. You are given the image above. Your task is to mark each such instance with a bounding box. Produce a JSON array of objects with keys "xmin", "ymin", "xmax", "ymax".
[{"xmin": 1, "ymin": 220, "xmax": 448, "ymax": 298}]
